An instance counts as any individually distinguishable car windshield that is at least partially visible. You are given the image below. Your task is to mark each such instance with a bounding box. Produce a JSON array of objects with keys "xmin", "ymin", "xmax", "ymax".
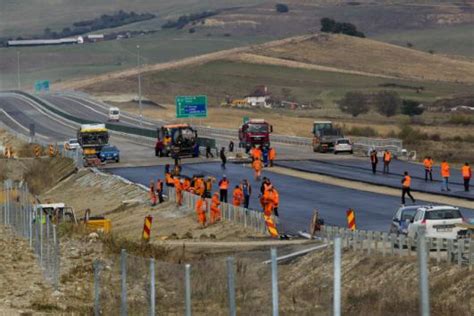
[
  {"xmin": 102, "ymin": 146, "xmax": 116, "ymax": 151},
  {"xmin": 111, "ymin": 110, "xmax": 119, "ymax": 115},
  {"xmin": 248, "ymin": 124, "xmax": 267, "ymax": 133},
  {"xmin": 425, "ymin": 209, "xmax": 462, "ymax": 220},
  {"xmin": 69, "ymin": 139, "xmax": 78, "ymax": 144},
  {"xmin": 401, "ymin": 209, "xmax": 417, "ymax": 221},
  {"xmin": 337, "ymin": 139, "xmax": 350, "ymax": 144}
]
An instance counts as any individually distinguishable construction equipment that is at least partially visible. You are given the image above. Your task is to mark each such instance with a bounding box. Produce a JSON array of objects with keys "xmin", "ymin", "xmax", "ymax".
[
  {"xmin": 157, "ymin": 124, "xmax": 198, "ymax": 158},
  {"xmin": 312, "ymin": 121, "xmax": 342, "ymax": 153},
  {"xmin": 77, "ymin": 124, "xmax": 109, "ymax": 167},
  {"xmin": 238, "ymin": 119, "xmax": 273, "ymax": 153}
]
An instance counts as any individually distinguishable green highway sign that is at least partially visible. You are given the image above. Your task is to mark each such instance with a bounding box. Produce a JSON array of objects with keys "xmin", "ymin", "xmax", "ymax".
[
  {"xmin": 34, "ymin": 80, "xmax": 50, "ymax": 92},
  {"xmin": 176, "ymin": 95, "xmax": 208, "ymax": 118}
]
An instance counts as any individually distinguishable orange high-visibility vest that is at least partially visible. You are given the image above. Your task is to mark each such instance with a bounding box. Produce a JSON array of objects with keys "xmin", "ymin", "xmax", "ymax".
[
  {"xmin": 441, "ymin": 162, "xmax": 450, "ymax": 178},
  {"xmin": 252, "ymin": 159, "xmax": 263, "ymax": 171},
  {"xmin": 383, "ymin": 151, "xmax": 391, "ymax": 162},
  {"xmin": 269, "ymin": 148, "xmax": 276, "ymax": 160},
  {"xmin": 462, "ymin": 166, "xmax": 472, "ymax": 179},
  {"xmin": 219, "ymin": 179, "xmax": 229, "ymax": 190},
  {"xmin": 402, "ymin": 175, "xmax": 411, "ymax": 188},
  {"xmin": 423, "ymin": 158, "xmax": 433, "ymax": 170},
  {"xmin": 232, "ymin": 188, "xmax": 244, "ymax": 206},
  {"xmin": 253, "ymin": 148, "xmax": 262, "ymax": 160}
]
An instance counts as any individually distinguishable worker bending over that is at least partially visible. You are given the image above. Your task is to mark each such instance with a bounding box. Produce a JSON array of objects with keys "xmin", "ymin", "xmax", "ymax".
[
  {"xmin": 210, "ymin": 192, "xmax": 221, "ymax": 224},
  {"xmin": 196, "ymin": 195, "xmax": 207, "ymax": 227}
]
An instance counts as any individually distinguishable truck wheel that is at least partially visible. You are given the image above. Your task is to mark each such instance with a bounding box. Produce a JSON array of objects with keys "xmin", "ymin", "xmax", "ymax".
[{"xmin": 334, "ymin": 151, "xmax": 338, "ymax": 155}]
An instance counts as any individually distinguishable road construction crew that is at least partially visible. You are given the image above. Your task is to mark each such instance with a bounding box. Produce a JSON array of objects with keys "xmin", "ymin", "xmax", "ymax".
[
  {"xmin": 240, "ymin": 179, "xmax": 252, "ymax": 209},
  {"xmin": 156, "ymin": 178, "xmax": 164, "ymax": 203},
  {"xmin": 260, "ymin": 177, "xmax": 272, "ymax": 208},
  {"xmin": 401, "ymin": 171, "xmax": 416, "ymax": 205},
  {"xmin": 268, "ymin": 147, "xmax": 276, "ymax": 167},
  {"xmin": 174, "ymin": 177, "xmax": 183, "ymax": 206},
  {"xmin": 462, "ymin": 162, "xmax": 472, "ymax": 192},
  {"xmin": 210, "ymin": 192, "xmax": 221, "ymax": 224},
  {"xmin": 423, "ymin": 156, "xmax": 433, "ymax": 182},
  {"xmin": 383, "ymin": 149, "xmax": 391, "ymax": 174},
  {"xmin": 263, "ymin": 185, "xmax": 278, "ymax": 216},
  {"xmin": 252, "ymin": 158, "xmax": 263, "ymax": 181},
  {"xmin": 232, "ymin": 185, "xmax": 244, "ymax": 207},
  {"xmin": 196, "ymin": 195, "xmax": 207, "ymax": 227},
  {"xmin": 219, "ymin": 176, "xmax": 229, "ymax": 202},
  {"xmin": 149, "ymin": 181, "xmax": 157, "ymax": 206},
  {"xmin": 370, "ymin": 150, "xmax": 378, "ymax": 174},
  {"xmin": 440, "ymin": 160, "xmax": 450, "ymax": 191}
]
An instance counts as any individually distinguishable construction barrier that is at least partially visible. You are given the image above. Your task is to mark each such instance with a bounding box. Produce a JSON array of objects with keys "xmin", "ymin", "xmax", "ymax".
[
  {"xmin": 346, "ymin": 208, "xmax": 356, "ymax": 231},
  {"xmin": 142, "ymin": 215, "xmax": 153, "ymax": 242},
  {"xmin": 264, "ymin": 214, "xmax": 279, "ymax": 238},
  {"xmin": 48, "ymin": 144, "xmax": 55, "ymax": 157},
  {"xmin": 34, "ymin": 145, "xmax": 41, "ymax": 158},
  {"xmin": 4, "ymin": 145, "xmax": 13, "ymax": 158}
]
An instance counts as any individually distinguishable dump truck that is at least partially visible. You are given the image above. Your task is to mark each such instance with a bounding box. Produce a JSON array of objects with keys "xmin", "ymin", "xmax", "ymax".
[
  {"xmin": 238, "ymin": 119, "xmax": 273, "ymax": 153},
  {"xmin": 312, "ymin": 121, "xmax": 342, "ymax": 153},
  {"xmin": 157, "ymin": 124, "xmax": 199, "ymax": 157},
  {"xmin": 77, "ymin": 124, "xmax": 110, "ymax": 166}
]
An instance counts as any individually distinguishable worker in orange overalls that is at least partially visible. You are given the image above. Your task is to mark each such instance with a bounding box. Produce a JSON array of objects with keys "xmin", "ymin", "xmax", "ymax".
[
  {"xmin": 174, "ymin": 177, "xmax": 183, "ymax": 206},
  {"xmin": 149, "ymin": 181, "xmax": 157, "ymax": 206},
  {"xmin": 462, "ymin": 162, "xmax": 471, "ymax": 192},
  {"xmin": 252, "ymin": 158, "xmax": 263, "ymax": 181},
  {"xmin": 210, "ymin": 192, "xmax": 221, "ymax": 224},
  {"xmin": 263, "ymin": 186, "xmax": 278, "ymax": 216},
  {"xmin": 232, "ymin": 185, "xmax": 244, "ymax": 206},
  {"xmin": 218, "ymin": 176, "xmax": 229, "ymax": 202},
  {"xmin": 204, "ymin": 177, "xmax": 214, "ymax": 198},
  {"xmin": 440, "ymin": 160, "xmax": 450, "ymax": 191},
  {"xmin": 252, "ymin": 146, "xmax": 262, "ymax": 162},
  {"xmin": 401, "ymin": 171, "xmax": 415, "ymax": 205},
  {"xmin": 196, "ymin": 195, "xmax": 207, "ymax": 227},
  {"xmin": 383, "ymin": 149, "xmax": 391, "ymax": 174},
  {"xmin": 194, "ymin": 177, "xmax": 205, "ymax": 197},
  {"xmin": 423, "ymin": 156, "xmax": 433, "ymax": 182},
  {"xmin": 268, "ymin": 147, "xmax": 276, "ymax": 167},
  {"xmin": 182, "ymin": 177, "xmax": 191, "ymax": 192}
]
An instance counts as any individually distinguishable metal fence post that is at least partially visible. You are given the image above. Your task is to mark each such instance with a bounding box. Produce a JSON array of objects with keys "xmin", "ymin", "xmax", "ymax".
[
  {"xmin": 94, "ymin": 260, "xmax": 101, "ymax": 316},
  {"xmin": 121, "ymin": 249, "xmax": 127, "ymax": 316},
  {"xmin": 150, "ymin": 258, "xmax": 155, "ymax": 316},
  {"xmin": 271, "ymin": 248, "xmax": 279, "ymax": 316},
  {"xmin": 417, "ymin": 233, "xmax": 430, "ymax": 316},
  {"xmin": 185, "ymin": 264, "xmax": 192, "ymax": 316},
  {"xmin": 227, "ymin": 257, "xmax": 236, "ymax": 316},
  {"xmin": 333, "ymin": 237, "xmax": 342, "ymax": 316}
]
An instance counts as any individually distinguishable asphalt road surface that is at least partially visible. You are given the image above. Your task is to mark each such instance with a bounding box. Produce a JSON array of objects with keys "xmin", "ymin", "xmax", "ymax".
[
  {"xmin": 107, "ymin": 162, "xmax": 474, "ymax": 234},
  {"xmin": 276, "ymin": 159, "xmax": 473, "ymax": 200}
]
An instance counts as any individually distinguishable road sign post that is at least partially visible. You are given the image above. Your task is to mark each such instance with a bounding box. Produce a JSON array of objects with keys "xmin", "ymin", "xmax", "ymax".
[{"xmin": 176, "ymin": 95, "xmax": 208, "ymax": 119}]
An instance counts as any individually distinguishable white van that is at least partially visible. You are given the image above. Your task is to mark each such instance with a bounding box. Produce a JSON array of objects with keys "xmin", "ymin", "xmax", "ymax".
[
  {"xmin": 108, "ymin": 107, "xmax": 120, "ymax": 122},
  {"xmin": 407, "ymin": 206, "xmax": 465, "ymax": 240}
]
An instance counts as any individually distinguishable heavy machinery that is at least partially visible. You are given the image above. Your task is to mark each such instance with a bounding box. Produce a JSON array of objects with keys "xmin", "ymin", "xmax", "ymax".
[
  {"xmin": 238, "ymin": 119, "xmax": 273, "ymax": 153},
  {"xmin": 312, "ymin": 121, "xmax": 342, "ymax": 153},
  {"xmin": 77, "ymin": 124, "xmax": 109, "ymax": 166},
  {"xmin": 157, "ymin": 124, "xmax": 198, "ymax": 157}
]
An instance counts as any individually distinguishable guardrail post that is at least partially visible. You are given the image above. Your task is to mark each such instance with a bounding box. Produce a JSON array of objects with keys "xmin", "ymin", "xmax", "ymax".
[
  {"xmin": 227, "ymin": 257, "xmax": 236, "ymax": 316},
  {"xmin": 271, "ymin": 248, "xmax": 279, "ymax": 316},
  {"xmin": 120, "ymin": 249, "xmax": 127, "ymax": 316},
  {"xmin": 93, "ymin": 260, "xmax": 101, "ymax": 316},
  {"xmin": 333, "ymin": 237, "xmax": 342, "ymax": 316},
  {"xmin": 185, "ymin": 264, "xmax": 192, "ymax": 316},
  {"xmin": 458, "ymin": 239, "xmax": 464, "ymax": 266},
  {"xmin": 417, "ymin": 233, "xmax": 430, "ymax": 316},
  {"xmin": 150, "ymin": 258, "xmax": 155, "ymax": 316}
]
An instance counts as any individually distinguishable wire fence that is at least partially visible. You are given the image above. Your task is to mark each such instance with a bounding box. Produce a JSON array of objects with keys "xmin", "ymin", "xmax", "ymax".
[
  {"xmin": 0, "ymin": 180, "xmax": 60, "ymax": 289},
  {"xmin": 168, "ymin": 187, "xmax": 270, "ymax": 235}
]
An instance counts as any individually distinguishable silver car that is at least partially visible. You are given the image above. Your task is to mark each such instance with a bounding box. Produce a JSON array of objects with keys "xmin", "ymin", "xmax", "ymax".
[{"xmin": 334, "ymin": 138, "xmax": 353, "ymax": 154}]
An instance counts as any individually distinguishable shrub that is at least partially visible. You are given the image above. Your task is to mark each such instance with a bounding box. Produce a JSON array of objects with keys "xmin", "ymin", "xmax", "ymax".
[
  {"xmin": 338, "ymin": 91, "xmax": 369, "ymax": 117},
  {"xmin": 401, "ymin": 99, "xmax": 424, "ymax": 117},
  {"xmin": 374, "ymin": 91, "xmax": 401, "ymax": 117},
  {"xmin": 345, "ymin": 126, "xmax": 378, "ymax": 137},
  {"xmin": 320, "ymin": 17, "xmax": 365, "ymax": 37},
  {"xmin": 276, "ymin": 4, "xmax": 289, "ymax": 13}
]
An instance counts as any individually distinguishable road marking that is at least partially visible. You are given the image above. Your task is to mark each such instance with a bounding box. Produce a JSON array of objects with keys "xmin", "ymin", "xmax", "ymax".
[{"xmin": 0, "ymin": 109, "xmax": 50, "ymax": 140}]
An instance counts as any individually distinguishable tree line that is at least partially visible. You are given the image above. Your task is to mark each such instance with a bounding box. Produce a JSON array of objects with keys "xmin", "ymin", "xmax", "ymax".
[
  {"xmin": 162, "ymin": 11, "xmax": 218, "ymax": 29},
  {"xmin": 320, "ymin": 17, "xmax": 365, "ymax": 38},
  {"xmin": 338, "ymin": 90, "xmax": 424, "ymax": 118}
]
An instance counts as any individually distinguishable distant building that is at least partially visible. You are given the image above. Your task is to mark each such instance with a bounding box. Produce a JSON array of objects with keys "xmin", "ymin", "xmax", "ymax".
[
  {"xmin": 245, "ymin": 85, "xmax": 271, "ymax": 108},
  {"xmin": 8, "ymin": 37, "xmax": 83, "ymax": 47},
  {"xmin": 86, "ymin": 34, "xmax": 104, "ymax": 42}
]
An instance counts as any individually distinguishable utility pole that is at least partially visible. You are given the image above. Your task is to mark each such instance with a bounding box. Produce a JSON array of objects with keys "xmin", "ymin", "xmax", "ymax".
[
  {"xmin": 16, "ymin": 51, "xmax": 21, "ymax": 90},
  {"xmin": 137, "ymin": 45, "xmax": 143, "ymax": 126}
]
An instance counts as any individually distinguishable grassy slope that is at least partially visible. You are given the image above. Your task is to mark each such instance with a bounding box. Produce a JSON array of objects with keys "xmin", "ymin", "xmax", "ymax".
[{"xmin": 373, "ymin": 24, "xmax": 474, "ymax": 58}]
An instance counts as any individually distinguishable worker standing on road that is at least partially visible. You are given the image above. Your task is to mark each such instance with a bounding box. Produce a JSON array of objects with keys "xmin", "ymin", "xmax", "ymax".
[
  {"xmin": 155, "ymin": 138, "xmax": 164, "ymax": 157},
  {"xmin": 252, "ymin": 158, "xmax": 264, "ymax": 181},
  {"xmin": 401, "ymin": 171, "xmax": 416, "ymax": 205},
  {"xmin": 229, "ymin": 140, "xmax": 234, "ymax": 153},
  {"xmin": 240, "ymin": 179, "xmax": 252, "ymax": 209},
  {"xmin": 149, "ymin": 181, "xmax": 157, "ymax": 206},
  {"xmin": 196, "ymin": 195, "xmax": 207, "ymax": 227},
  {"xmin": 205, "ymin": 177, "xmax": 214, "ymax": 198},
  {"xmin": 462, "ymin": 162, "xmax": 472, "ymax": 192},
  {"xmin": 269, "ymin": 147, "xmax": 276, "ymax": 167},
  {"xmin": 232, "ymin": 185, "xmax": 244, "ymax": 206},
  {"xmin": 262, "ymin": 147, "xmax": 269, "ymax": 167},
  {"xmin": 195, "ymin": 177, "xmax": 205, "ymax": 197},
  {"xmin": 210, "ymin": 192, "xmax": 221, "ymax": 223},
  {"xmin": 252, "ymin": 146, "xmax": 262, "ymax": 162},
  {"xmin": 423, "ymin": 156, "xmax": 433, "ymax": 182},
  {"xmin": 219, "ymin": 176, "xmax": 229, "ymax": 202},
  {"xmin": 383, "ymin": 149, "xmax": 391, "ymax": 174},
  {"xmin": 156, "ymin": 179, "xmax": 164, "ymax": 203},
  {"xmin": 174, "ymin": 177, "xmax": 183, "ymax": 206},
  {"xmin": 220, "ymin": 147, "xmax": 227, "ymax": 170},
  {"xmin": 370, "ymin": 150, "xmax": 378, "ymax": 174},
  {"xmin": 440, "ymin": 160, "xmax": 451, "ymax": 191},
  {"xmin": 206, "ymin": 145, "xmax": 214, "ymax": 158}
]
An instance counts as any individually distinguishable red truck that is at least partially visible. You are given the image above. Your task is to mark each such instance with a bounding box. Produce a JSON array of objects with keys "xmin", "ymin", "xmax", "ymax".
[{"xmin": 238, "ymin": 119, "xmax": 273, "ymax": 153}]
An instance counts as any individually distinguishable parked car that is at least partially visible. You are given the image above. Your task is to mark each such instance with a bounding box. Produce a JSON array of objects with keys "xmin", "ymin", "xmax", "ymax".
[
  {"xmin": 334, "ymin": 138, "xmax": 353, "ymax": 154},
  {"xmin": 407, "ymin": 206, "xmax": 465, "ymax": 240},
  {"xmin": 98, "ymin": 145, "xmax": 120, "ymax": 163},
  {"xmin": 64, "ymin": 138, "xmax": 80, "ymax": 150},
  {"xmin": 390, "ymin": 205, "xmax": 427, "ymax": 235}
]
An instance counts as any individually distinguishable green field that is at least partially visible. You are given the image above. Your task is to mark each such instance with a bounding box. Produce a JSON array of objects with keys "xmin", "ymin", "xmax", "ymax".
[
  {"xmin": 112, "ymin": 59, "xmax": 474, "ymax": 107},
  {"xmin": 0, "ymin": 30, "xmax": 272, "ymax": 90},
  {"xmin": 374, "ymin": 24, "xmax": 474, "ymax": 58}
]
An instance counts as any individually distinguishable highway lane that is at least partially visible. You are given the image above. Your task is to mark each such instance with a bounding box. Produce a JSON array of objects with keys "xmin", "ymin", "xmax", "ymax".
[
  {"xmin": 107, "ymin": 162, "xmax": 474, "ymax": 233},
  {"xmin": 276, "ymin": 160, "xmax": 473, "ymax": 200}
]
